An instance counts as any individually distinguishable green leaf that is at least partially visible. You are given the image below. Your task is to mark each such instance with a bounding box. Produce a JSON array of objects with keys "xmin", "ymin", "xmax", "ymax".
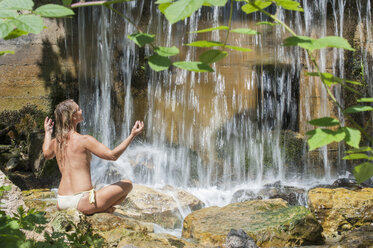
[
  {"xmin": 307, "ymin": 72, "xmax": 362, "ymax": 87},
  {"xmin": 275, "ymin": 0, "xmax": 303, "ymax": 11},
  {"xmin": 342, "ymin": 127, "xmax": 361, "ymax": 149},
  {"xmin": 316, "ymin": 36, "xmax": 355, "ymax": 51},
  {"xmin": 203, "ymin": 0, "xmax": 227, "ymax": 6},
  {"xmin": 155, "ymin": 0, "xmax": 173, "ymax": 3},
  {"xmin": 308, "ymin": 117, "xmax": 340, "ymax": 127},
  {"xmin": 256, "ymin": 21, "xmax": 278, "ymax": 26},
  {"xmin": 186, "ymin": 40, "xmax": 223, "ymax": 47},
  {"xmin": 154, "ymin": 46, "xmax": 179, "ymax": 56},
  {"xmin": 190, "ymin": 26, "xmax": 229, "ymax": 33},
  {"xmin": 158, "ymin": 3, "xmax": 172, "ymax": 14},
  {"xmin": 353, "ymin": 162, "xmax": 373, "ymax": 184},
  {"xmin": 346, "ymin": 146, "xmax": 372, "ymax": 154},
  {"xmin": 62, "ymin": 0, "xmax": 73, "ymax": 6},
  {"xmin": 284, "ymin": 35, "xmax": 355, "ymax": 52},
  {"xmin": 283, "ymin": 35, "xmax": 316, "ymax": 51},
  {"xmin": 231, "ymin": 28, "xmax": 259, "ymax": 35},
  {"xmin": 343, "ymin": 105, "xmax": 373, "ymax": 114},
  {"xmin": 0, "ymin": 21, "xmax": 14, "ymax": 39},
  {"xmin": 148, "ymin": 54, "xmax": 171, "ymax": 72},
  {"xmin": 225, "ymin": 45, "xmax": 252, "ymax": 52},
  {"xmin": 343, "ymin": 153, "xmax": 369, "ymax": 160},
  {"xmin": 306, "ymin": 128, "xmax": 346, "ymax": 151},
  {"xmin": 14, "ymin": 15, "xmax": 44, "ymax": 34},
  {"xmin": 242, "ymin": 1, "xmax": 272, "ymax": 14},
  {"xmin": 173, "ymin": 61, "xmax": 214, "ymax": 72},
  {"xmin": 164, "ymin": 0, "xmax": 204, "ymax": 24},
  {"xmin": 357, "ymin": 98, "xmax": 373, "ymax": 103},
  {"xmin": 4, "ymin": 28, "xmax": 28, "ymax": 40},
  {"xmin": 35, "ymin": 4, "xmax": 74, "ymax": 18},
  {"xmin": 0, "ymin": 0, "xmax": 34, "ymax": 10},
  {"xmin": 199, "ymin": 49, "xmax": 228, "ymax": 64},
  {"xmin": 128, "ymin": 33, "xmax": 155, "ymax": 47},
  {"xmin": 0, "ymin": 9, "xmax": 17, "ymax": 18}
]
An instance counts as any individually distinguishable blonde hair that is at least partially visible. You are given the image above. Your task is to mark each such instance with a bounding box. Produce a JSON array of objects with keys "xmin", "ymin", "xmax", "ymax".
[{"xmin": 54, "ymin": 99, "xmax": 77, "ymax": 162}]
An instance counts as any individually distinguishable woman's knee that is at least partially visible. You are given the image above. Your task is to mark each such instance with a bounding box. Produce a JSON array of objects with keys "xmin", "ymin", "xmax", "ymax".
[{"xmin": 120, "ymin": 179, "xmax": 133, "ymax": 192}]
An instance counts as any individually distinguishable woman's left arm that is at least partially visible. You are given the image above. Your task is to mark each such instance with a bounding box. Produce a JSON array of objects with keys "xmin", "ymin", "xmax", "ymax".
[{"xmin": 42, "ymin": 117, "xmax": 55, "ymax": 159}]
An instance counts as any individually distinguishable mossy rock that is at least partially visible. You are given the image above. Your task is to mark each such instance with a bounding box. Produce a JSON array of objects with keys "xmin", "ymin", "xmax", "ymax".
[{"xmin": 182, "ymin": 199, "xmax": 323, "ymax": 247}]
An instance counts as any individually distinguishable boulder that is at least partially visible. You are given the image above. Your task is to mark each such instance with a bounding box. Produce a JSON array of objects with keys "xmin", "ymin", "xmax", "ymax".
[
  {"xmin": 308, "ymin": 187, "xmax": 373, "ymax": 242},
  {"xmin": 0, "ymin": 169, "xmax": 27, "ymax": 216},
  {"xmin": 116, "ymin": 184, "xmax": 204, "ymax": 229},
  {"xmin": 330, "ymin": 225, "xmax": 373, "ymax": 248},
  {"xmin": 257, "ymin": 185, "xmax": 306, "ymax": 206},
  {"xmin": 50, "ymin": 209, "xmax": 200, "ymax": 248},
  {"xmin": 182, "ymin": 198, "xmax": 323, "ymax": 247},
  {"xmin": 225, "ymin": 229, "xmax": 258, "ymax": 248}
]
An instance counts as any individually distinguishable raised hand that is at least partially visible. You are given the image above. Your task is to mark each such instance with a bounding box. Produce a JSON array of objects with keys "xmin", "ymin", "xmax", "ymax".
[
  {"xmin": 130, "ymin": 121, "xmax": 144, "ymax": 137},
  {"xmin": 44, "ymin": 117, "xmax": 54, "ymax": 135}
]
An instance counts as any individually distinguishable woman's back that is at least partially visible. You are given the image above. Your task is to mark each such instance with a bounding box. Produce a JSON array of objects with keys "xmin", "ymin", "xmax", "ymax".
[{"xmin": 55, "ymin": 133, "xmax": 93, "ymax": 195}]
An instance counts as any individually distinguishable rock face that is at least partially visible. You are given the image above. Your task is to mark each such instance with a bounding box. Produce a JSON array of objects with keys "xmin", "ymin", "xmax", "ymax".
[
  {"xmin": 117, "ymin": 184, "xmax": 204, "ymax": 229},
  {"xmin": 308, "ymin": 187, "xmax": 373, "ymax": 242},
  {"xmin": 331, "ymin": 225, "xmax": 373, "ymax": 248},
  {"xmin": 182, "ymin": 198, "xmax": 323, "ymax": 247},
  {"xmin": 225, "ymin": 229, "xmax": 258, "ymax": 248},
  {"xmin": 50, "ymin": 209, "xmax": 200, "ymax": 248},
  {"xmin": 0, "ymin": 170, "xmax": 27, "ymax": 216}
]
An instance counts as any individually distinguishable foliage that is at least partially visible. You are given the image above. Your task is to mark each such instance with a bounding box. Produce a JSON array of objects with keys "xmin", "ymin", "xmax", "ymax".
[
  {"xmin": 0, "ymin": 0, "xmax": 74, "ymax": 55},
  {"xmin": 0, "ymin": 104, "xmax": 47, "ymax": 131},
  {"xmin": 0, "ymin": 186, "xmax": 105, "ymax": 247}
]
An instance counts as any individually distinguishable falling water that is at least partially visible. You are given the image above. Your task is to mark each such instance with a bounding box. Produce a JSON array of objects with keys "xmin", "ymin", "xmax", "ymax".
[{"xmin": 76, "ymin": 1, "xmax": 373, "ymax": 203}]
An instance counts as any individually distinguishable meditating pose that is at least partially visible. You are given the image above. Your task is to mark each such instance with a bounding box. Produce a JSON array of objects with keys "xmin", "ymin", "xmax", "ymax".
[{"xmin": 42, "ymin": 99, "xmax": 144, "ymax": 214}]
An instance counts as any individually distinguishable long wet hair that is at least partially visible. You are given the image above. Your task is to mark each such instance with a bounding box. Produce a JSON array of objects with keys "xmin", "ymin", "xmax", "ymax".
[{"xmin": 54, "ymin": 99, "xmax": 78, "ymax": 162}]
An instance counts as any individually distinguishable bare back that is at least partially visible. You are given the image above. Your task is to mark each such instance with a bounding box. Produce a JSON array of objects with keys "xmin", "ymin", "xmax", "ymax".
[{"xmin": 53, "ymin": 133, "xmax": 93, "ymax": 195}]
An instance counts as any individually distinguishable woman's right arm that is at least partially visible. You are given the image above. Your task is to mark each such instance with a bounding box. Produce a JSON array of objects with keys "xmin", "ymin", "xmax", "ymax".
[
  {"xmin": 42, "ymin": 117, "xmax": 55, "ymax": 159},
  {"xmin": 84, "ymin": 121, "xmax": 144, "ymax": 161}
]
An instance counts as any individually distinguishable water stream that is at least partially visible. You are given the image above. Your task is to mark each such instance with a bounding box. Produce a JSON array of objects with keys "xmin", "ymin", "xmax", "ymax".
[{"xmin": 74, "ymin": 0, "xmax": 372, "ymax": 233}]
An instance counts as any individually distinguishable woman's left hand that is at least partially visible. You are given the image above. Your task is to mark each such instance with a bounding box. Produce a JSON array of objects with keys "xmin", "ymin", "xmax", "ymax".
[{"xmin": 131, "ymin": 121, "xmax": 144, "ymax": 137}]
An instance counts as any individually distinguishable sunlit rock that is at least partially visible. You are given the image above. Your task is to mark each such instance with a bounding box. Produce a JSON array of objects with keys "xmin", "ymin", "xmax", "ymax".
[
  {"xmin": 22, "ymin": 188, "xmax": 57, "ymax": 218},
  {"xmin": 50, "ymin": 209, "xmax": 198, "ymax": 248},
  {"xmin": 116, "ymin": 184, "xmax": 204, "ymax": 229},
  {"xmin": 0, "ymin": 170, "xmax": 27, "ymax": 216},
  {"xmin": 182, "ymin": 198, "xmax": 323, "ymax": 247},
  {"xmin": 308, "ymin": 187, "xmax": 373, "ymax": 242}
]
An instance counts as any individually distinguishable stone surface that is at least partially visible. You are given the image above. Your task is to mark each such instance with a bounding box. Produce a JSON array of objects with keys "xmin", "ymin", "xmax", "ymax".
[
  {"xmin": 225, "ymin": 229, "xmax": 258, "ymax": 248},
  {"xmin": 116, "ymin": 184, "xmax": 204, "ymax": 229},
  {"xmin": 0, "ymin": 169, "xmax": 27, "ymax": 216},
  {"xmin": 22, "ymin": 188, "xmax": 57, "ymax": 218},
  {"xmin": 330, "ymin": 225, "xmax": 373, "ymax": 248},
  {"xmin": 308, "ymin": 187, "xmax": 373, "ymax": 242},
  {"xmin": 50, "ymin": 209, "xmax": 200, "ymax": 248},
  {"xmin": 182, "ymin": 198, "xmax": 323, "ymax": 247}
]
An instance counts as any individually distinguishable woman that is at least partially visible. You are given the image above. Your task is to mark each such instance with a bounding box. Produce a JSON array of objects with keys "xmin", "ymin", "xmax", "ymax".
[{"xmin": 42, "ymin": 99, "xmax": 144, "ymax": 214}]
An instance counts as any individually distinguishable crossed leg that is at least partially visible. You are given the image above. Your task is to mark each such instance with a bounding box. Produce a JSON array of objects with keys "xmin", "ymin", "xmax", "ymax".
[{"xmin": 77, "ymin": 179, "xmax": 133, "ymax": 215}]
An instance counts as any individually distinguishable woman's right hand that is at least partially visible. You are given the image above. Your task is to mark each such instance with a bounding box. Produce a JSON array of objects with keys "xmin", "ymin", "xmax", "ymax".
[
  {"xmin": 130, "ymin": 121, "xmax": 144, "ymax": 137},
  {"xmin": 44, "ymin": 117, "xmax": 54, "ymax": 135}
]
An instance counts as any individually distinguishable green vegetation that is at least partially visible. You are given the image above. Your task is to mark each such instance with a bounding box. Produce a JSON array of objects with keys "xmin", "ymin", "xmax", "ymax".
[{"xmin": 0, "ymin": 185, "xmax": 105, "ymax": 247}]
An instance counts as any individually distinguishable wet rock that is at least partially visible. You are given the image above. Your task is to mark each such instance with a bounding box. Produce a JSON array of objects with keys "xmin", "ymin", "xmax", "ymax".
[
  {"xmin": 182, "ymin": 198, "xmax": 323, "ymax": 247},
  {"xmin": 226, "ymin": 229, "xmax": 258, "ymax": 248},
  {"xmin": 308, "ymin": 187, "xmax": 373, "ymax": 243},
  {"xmin": 116, "ymin": 184, "xmax": 204, "ymax": 229},
  {"xmin": 258, "ymin": 185, "xmax": 306, "ymax": 206},
  {"xmin": 231, "ymin": 189, "xmax": 261, "ymax": 203},
  {"xmin": 330, "ymin": 225, "xmax": 373, "ymax": 248},
  {"xmin": 0, "ymin": 170, "xmax": 27, "ymax": 216}
]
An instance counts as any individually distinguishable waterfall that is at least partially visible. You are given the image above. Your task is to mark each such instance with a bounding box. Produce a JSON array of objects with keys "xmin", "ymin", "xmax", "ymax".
[{"xmin": 76, "ymin": 1, "xmax": 373, "ymax": 193}]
